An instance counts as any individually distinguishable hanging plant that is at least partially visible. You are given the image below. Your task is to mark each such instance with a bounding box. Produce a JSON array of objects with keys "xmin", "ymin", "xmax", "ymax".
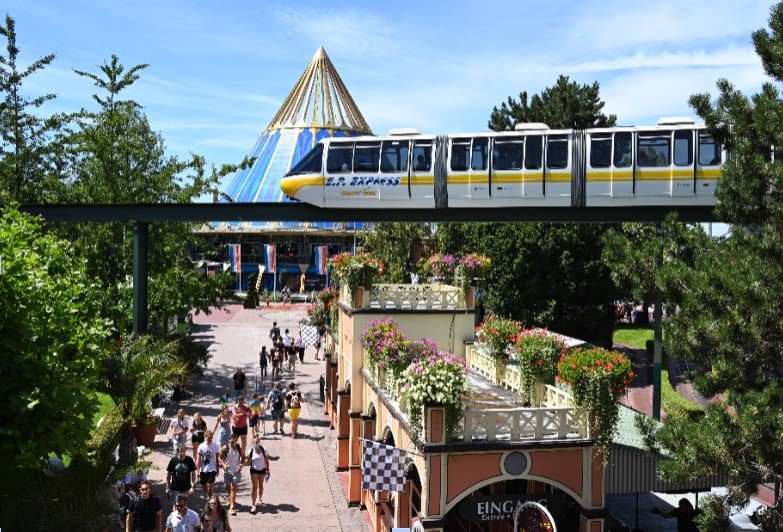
[
  {"xmin": 420, "ymin": 253, "xmax": 458, "ymax": 284},
  {"xmin": 456, "ymin": 253, "xmax": 491, "ymax": 301},
  {"xmin": 513, "ymin": 329, "xmax": 566, "ymax": 405},
  {"xmin": 328, "ymin": 252, "xmax": 385, "ymax": 301},
  {"xmin": 476, "ymin": 314, "xmax": 523, "ymax": 383},
  {"xmin": 401, "ymin": 351, "xmax": 470, "ymax": 444},
  {"xmin": 556, "ymin": 347, "xmax": 634, "ymax": 461},
  {"xmin": 360, "ymin": 317, "xmax": 410, "ymax": 388}
]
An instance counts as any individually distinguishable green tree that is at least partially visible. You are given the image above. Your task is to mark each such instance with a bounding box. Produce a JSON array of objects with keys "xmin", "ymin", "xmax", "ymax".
[
  {"xmin": 488, "ymin": 75, "xmax": 616, "ymax": 132},
  {"xmin": 0, "ymin": 206, "xmax": 110, "ymax": 468},
  {"xmin": 56, "ymin": 56, "xmax": 238, "ymax": 330},
  {"xmin": 0, "ymin": 14, "xmax": 63, "ymax": 203},
  {"xmin": 645, "ymin": 5, "xmax": 783, "ymax": 528},
  {"xmin": 359, "ymin": 222, "xmax": 433, "ymax": 283},
  {"xmin": 439, "ymin": 76, "xmax": 618, "ymax": 345}
]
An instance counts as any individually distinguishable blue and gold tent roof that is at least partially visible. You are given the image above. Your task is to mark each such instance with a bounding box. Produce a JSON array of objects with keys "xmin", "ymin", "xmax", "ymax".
[{"xmin": 209, "ymin": 46, "xmax": 372, "ymax": 234}]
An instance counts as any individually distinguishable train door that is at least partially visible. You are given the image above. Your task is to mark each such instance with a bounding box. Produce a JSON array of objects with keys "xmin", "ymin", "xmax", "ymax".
[
  {"xmin": 612, "ymin": 132, "xmax": 633, "ymax": 196},
  {"xmin": 545, "ymin": 134, "xmax": 570, "ymax": 199},
  {"xmin": 524, "ymin": 135, "xmax": 545, "ymax": 196},
  {"xmin": 324, "ymin": 142, "xmax": 354, "ymax": 201},
  {"xmin": 491, "ymin": 136, "xmax": 525, "ymax": 198},
  {"xmin": 695, "ymin": 130, "xmax": 722, "ymax": 197},
  {"xmin": 378, "ymin": 140, "xmax": 410, "ymax": 200},
  {"xmin": 448, "ymin": 137, "xmax": 471, "ymax": 199},
  {"xmin": 410, "ymin": 139, "xmax": 434, "ymax": 203},
  {"xmin": 635, "ymin": 130, "xmax": 671, "ymax": 197},
  {"xmin": 671, "ymin": 129, "xmax": 695, "ymax": 196},
  {"xmin": 469, "ymin": 137, "xmax": 490, "ymax": 198}
]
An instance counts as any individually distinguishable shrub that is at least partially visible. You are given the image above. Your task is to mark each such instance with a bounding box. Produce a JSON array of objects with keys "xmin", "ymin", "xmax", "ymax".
[{"xmin": 513, "ymin": 329, "xmax": 566, "ymax": 405}]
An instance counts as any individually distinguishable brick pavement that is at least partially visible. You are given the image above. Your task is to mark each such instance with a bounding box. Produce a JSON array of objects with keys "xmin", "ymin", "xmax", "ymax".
[{"xmin": 143, "ymin": 302, "xmax": 369, "ymax": 531}]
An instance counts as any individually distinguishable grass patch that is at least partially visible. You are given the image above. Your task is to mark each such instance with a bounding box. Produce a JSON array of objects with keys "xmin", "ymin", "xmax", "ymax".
[
  {"xmin": 92, "ymin": 392, "xmax": 115, "ymax": 428},
  {"xmin": 613, "ymin": 324, "xmax": 654, "ymax": 349},
  {"xmin": 661, "ymin": 369, "xmax": 704, "ymax": 419}
]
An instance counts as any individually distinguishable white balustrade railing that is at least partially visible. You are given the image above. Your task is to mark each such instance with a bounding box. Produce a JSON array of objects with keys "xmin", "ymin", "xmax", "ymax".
[
  {"xmin": 454, "ymin": 406, "xmax": 587, "ymax": 442},
  {"xmin": 358, "ymin": 283, "xmax": 468, "ymax": 310}
]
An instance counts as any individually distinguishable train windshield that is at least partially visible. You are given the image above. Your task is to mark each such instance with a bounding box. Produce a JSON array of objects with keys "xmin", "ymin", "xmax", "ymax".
[{"xmin": 286, "ymin": 144, "xmax": 323, "ymax": 176}]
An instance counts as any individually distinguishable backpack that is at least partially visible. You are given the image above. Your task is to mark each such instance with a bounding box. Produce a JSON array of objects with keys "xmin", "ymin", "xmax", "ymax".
[
  {"xmin": 290, "ymin": 392, "xmax": 301, "ymax": 409},
  {"xmin": 272, "ymin": 390, "xmax": 284, "ymax": 411}
]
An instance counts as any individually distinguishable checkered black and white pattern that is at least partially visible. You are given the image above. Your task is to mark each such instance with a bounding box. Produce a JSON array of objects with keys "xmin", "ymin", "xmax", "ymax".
[
  {"xmin": 300, "ymin": 324, "xmax": 320, "ymax": 346},
  {"xmin": 361, "ymin": 439, "xmax": 406, "ymax": 492}
]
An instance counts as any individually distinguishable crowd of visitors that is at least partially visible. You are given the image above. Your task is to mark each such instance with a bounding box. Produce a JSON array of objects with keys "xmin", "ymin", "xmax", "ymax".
[{"xmin": 118, "ymin": 316, "xmax": 323, "ymax": 530}]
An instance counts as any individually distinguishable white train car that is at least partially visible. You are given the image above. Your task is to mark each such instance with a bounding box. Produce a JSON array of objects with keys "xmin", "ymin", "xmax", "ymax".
[{"xmin": 279, "ymin": 119, "xmax": 723, "ymax": 209}]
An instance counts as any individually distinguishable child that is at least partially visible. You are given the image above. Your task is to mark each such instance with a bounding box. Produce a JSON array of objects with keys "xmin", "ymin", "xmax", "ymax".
[{"xmin": 249, "ymin": 394, "xmax": 262, "ymax": 437}]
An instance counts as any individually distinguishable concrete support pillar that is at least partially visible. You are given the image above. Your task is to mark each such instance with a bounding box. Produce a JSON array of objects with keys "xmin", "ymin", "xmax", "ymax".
[
  {"xmin": 348, "ymin": 412, "xmax": 363, "ymax": 505},
  {"xmin": 336, "ymin": 391, "xmax": 351, "ymax": 470}
]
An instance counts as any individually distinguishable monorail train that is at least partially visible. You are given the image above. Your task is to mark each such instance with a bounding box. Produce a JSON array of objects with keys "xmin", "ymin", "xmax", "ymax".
[{"xmin": 279, "ymin": 118, "xmax": 723, "ymax": 208}]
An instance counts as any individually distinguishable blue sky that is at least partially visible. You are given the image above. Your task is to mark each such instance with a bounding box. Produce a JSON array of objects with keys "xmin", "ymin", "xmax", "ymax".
[{"xmin": 4, "ymin": 0, "xmax": 774, "ymax": 177}]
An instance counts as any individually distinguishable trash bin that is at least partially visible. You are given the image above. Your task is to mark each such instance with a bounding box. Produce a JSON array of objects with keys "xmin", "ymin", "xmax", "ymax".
[{"xmin": 319, "ymin": 374, "xmax": 325, "ymax": 402}]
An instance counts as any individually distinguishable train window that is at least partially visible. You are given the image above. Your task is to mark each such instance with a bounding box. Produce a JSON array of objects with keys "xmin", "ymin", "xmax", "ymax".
[
  {"xmin": 698, "ymin": 132, "xmax": 722, "ymax": 166},
  {"xmin": 590, "ymin": 134, "xmax": 612, "ymax": 168},
  {"xmin": 493, "ymin": 138, "xmax": 524, "ymax": 170},
  {"xmin": 471, "ymin": 138, "xmax": 489, "ymax": 171},
  {"xmin": 413, "ymin": 141, "xmax": 432, "ymax": 172},
  {"xmin": 381, "ymin": 140, "xmax": 409, "ymax": 173},
  {"xmin": 637, "ymin": 132, "xmax": 670, "ymax": 167},
  {"xmin": 674, "ymin": 130, "xmax": 693, "ymax": 166},
  {"xmin": 353, "ymin": 142, "xmax": 381, "ymax": 172},
  {"xmin": 287, "ymin": 143, "xmax": 323, "ymax": 175},
  {"xmin": 525, "ymin": 136, "xmax": 543, "ymax": 169},
  {"xmin": 547, "ymin": 135, "xmax": 568, "ymax": 169},
  {"xmin": 451, "ymin": 138, "xmax": 470, "ymax": 171},
  {"xmin": 326, "ymin": 144, "xmax": 353, "ymax": 173},
  {"xmin": 613, "ymin": 132, "xmax": 632, "ymax": 167}
]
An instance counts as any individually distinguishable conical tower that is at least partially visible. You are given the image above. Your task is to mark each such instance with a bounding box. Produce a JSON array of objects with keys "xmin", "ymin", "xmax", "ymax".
[{"xmin": 222, "ymin": 46, "xmax": 372, "ymax": 205}]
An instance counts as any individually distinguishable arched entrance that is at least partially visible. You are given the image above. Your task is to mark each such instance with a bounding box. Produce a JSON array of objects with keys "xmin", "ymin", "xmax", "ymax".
[{"xmin": 442, "ymin": 478, "xmax": 581, "ymax": 531}]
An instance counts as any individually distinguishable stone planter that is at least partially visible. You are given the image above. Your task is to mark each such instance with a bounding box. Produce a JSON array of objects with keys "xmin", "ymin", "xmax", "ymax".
[
  {"xmin": 352, "ymin": 286, "xmax": 364, "ymax": 308},
  {"xmin": 132, "ymin": 422, "xmax": 159, "ymax": 447}
]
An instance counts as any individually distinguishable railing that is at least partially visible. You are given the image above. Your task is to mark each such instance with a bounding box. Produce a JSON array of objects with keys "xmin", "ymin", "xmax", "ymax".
[
  {"xmin": 454, "ymin": 404, "xmax": 587, "ymax": 442},
  {"xmin": 341, "ymin": 283, "xmax": 471, "ymax": 310},
  {"xmin": 466, "ymin": 343, "xmax": 523, "ymax": 393}
]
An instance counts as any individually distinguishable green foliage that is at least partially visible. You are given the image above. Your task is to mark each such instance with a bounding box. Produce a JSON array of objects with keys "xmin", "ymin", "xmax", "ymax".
[
  {"xmin": 0, "ymin": 15, "xmax": 63, "ymax": 203},
  {"xmin": 660, "ymin": 369, "xmax": 704, "ymax": 421},
  {"xmin": 361, "ymin": 317, "xmax": 411, "ymax": 375},
  {"xmin": 99, "ymin": 334, "xmax": 187, "ymax": 424},
  {"xmin": 693, "ymin": 493, "xmax": 732, "ymax": 532},
  {"xmin": 359, "ymin": 222, "xmax": 432, "ymax": 283},
  {"xmin": 475, "ymin": 314, "xmax": 522, "ymax": 382},
  {"xmin": 308, "ymin": 287, "xmax": 338, "ymax": 331},
  {"xmin": 328, "ymin": 252, "xmax": 385, "ymax": 300},
  {"xmin": 0, "ymin": 206, "xmax": 110, "ymax": 468},
  {"xmin": 488, "ymin": 75, "xmax": 616, "ymax": 131},
  {"xmin": 439, "ymin": 222, "xmax": 617, "ymax": 345}
]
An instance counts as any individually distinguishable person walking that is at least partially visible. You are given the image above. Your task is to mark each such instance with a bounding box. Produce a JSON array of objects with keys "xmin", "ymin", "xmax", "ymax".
[
  {"xmin": 190, "ymin": 412, "xmax": 207, "ymax": 463},
  {"xmin": 219, "ymin": 433, "xmax": 243, "ymax": 516},
  {"xmin": 165, "ymin": 445, "xmax": 196, "ymax": 505},
  {"xmin": 314, "ymin": 326, "xmax": 325, "ymax": 361},
  {"xmin": 296, "ymin": 331, "xmax": 306, "ymax": 364},
  {"xmin": 268, "ymin": 321, "xmax": 280, "ymax": 342},
  {"xmin": 230, "ymin": 395, "xmax": 251, "ymax": 455},
  {"xmin": 196, "ymin": 430, "xmax": 220, "ymax": 499},
  {"xmin": 266, "ymin": 382, "xmax": 287, "ymax": 435},
  {"xmin": 283, "ymin": 329, "xmax": 296, "ymax": 373},
  {"xmin": 651, "ymin": 498, "xmax": 699, "ymax": 532},
  {"xmin": 248, "ymin": 393, "xmax": 265, "ymax": 437},
  {"xmin": 246, "ymin": 435, "xmax": 271, "ymax": 514},
  {"xmin": 213, "ymin": 405, "xmax": 232, "ymax": 449},
  {"xmin": 270, "ymin": 345, "xmax": 282, "ymax": 380},
  {"xmin": 285, "ymin": 382, "xmax": 305, "ymax": 439},
  {"xmin": 170, "ymin": 409, "xmax": 189, "ymax": 453},
  {"xmin": 258, "ymin": 346, "xmax": 268, "ymax": 380},
  {"xmin": 165, "ymin": 494, "xmax": 200, "ymax": 532},
  {"xmin": 203, "ymin": 495, "xmax": 232, "ymax": 532},
  {"xmin": 126, "ymin": 480, "xmax": 162, "ymax": 532},
  {"xmin": 229, "ymin": 367, "xmax": 246, "ymax": 400}
]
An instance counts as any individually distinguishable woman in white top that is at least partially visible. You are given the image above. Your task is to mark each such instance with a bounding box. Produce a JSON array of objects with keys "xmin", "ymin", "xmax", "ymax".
[
  {"xmin": 245, "ymin": 435, "xmax": 270, "ymax": 514},
  {"xmin": 170, "ymin": 408, "xmax": 189, "ymax": 452}
]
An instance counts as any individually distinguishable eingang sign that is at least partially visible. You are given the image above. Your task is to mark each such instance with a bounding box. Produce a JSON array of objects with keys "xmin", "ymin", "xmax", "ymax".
[{"xmin": 458, "ymin": 493, "xmax": 563, "ymax": 523}]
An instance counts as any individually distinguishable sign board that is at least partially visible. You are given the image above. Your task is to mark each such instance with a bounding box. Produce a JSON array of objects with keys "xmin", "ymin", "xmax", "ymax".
[{"xmin": 458, "ymin": 493, "xmax": 563, "ymax": 523}]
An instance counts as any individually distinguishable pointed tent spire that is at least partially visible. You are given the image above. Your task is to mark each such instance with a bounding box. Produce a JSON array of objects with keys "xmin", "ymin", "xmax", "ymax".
[{"xmin": 266, "ymin": 46, "xmax": 372, "ymax": 134}]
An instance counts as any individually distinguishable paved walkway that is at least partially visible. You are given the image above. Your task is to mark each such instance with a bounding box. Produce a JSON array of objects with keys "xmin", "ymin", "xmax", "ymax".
[{"xmin": 143, "ymin": 302, "xmax": 368, "ymax": 531}]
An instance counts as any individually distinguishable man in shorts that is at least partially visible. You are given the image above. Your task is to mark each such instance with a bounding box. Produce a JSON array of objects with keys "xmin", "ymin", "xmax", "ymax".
[
  {"xmin": 230, "ymin": 366, "xmax": 246, "ymax": 400},
  {"xmin": 219, "ymin": 433, "xmax": 244, "ymax": 516},
  {"xmin": 266, "ymin": 381, "xmax": 287, "ymax": 435},
  {"xmin": 196, "ymin": 430, "xmax": 220, "ymax": 499}
]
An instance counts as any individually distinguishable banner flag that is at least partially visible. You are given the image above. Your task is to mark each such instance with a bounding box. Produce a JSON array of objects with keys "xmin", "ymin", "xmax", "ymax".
[
  {"xmin": 227, "ymin": 244, "xmax": 241, "ymax": 273},
  {"xmin": 315, "ymin": 246, "xmax": 329, "ymax": 275},
  {"xmin": 361, "ymin": 439, "xmax": 407, "ymax": 492},
  {"xmin": 265, "ymin": 244, "xmax": 276, "ymax": 274}
]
